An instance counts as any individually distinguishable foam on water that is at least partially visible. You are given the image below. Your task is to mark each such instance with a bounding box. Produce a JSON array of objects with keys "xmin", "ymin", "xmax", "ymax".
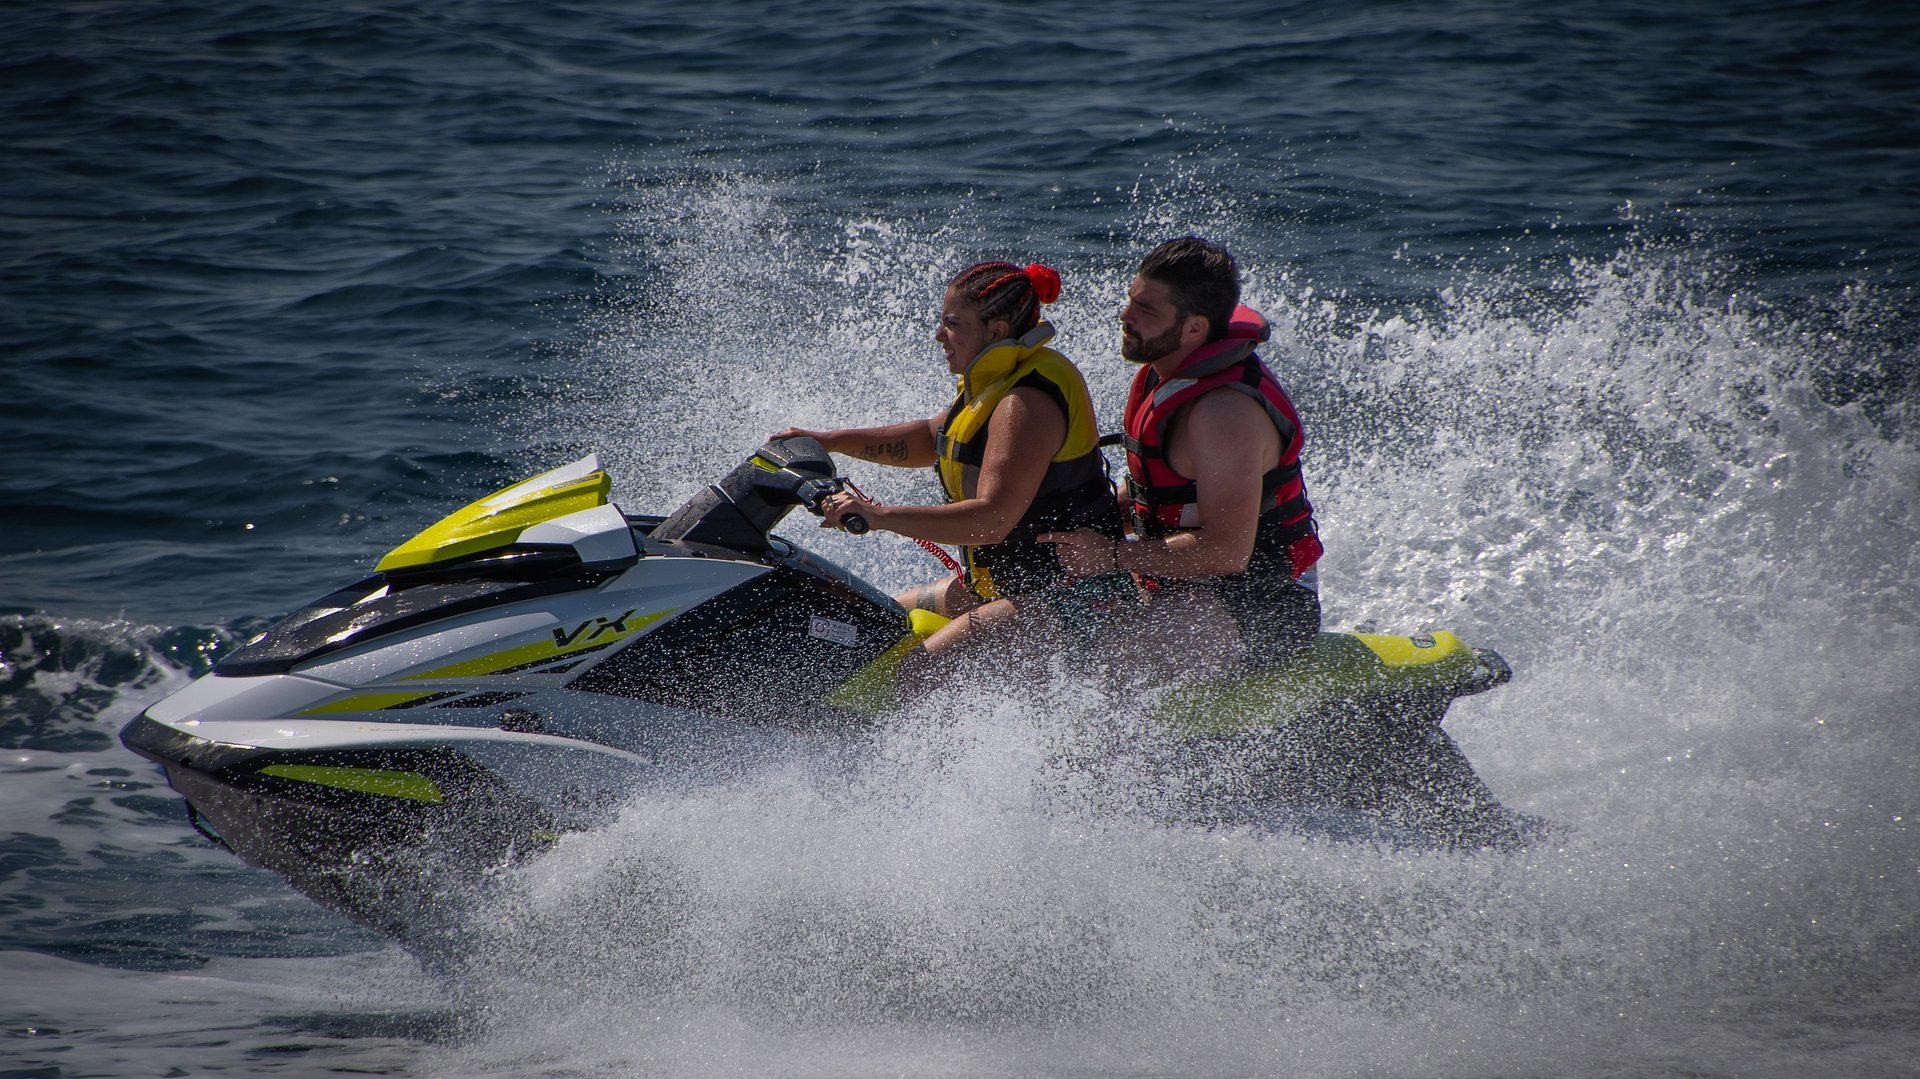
[{"xmin": 406, "ymin": 177, "xmax": 1920, "ymax": 1076}]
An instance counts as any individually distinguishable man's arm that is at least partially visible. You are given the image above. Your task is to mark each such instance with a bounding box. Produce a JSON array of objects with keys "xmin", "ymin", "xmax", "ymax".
[
  {"xmin": 1151, "ymin": 388, "xmax": 1276, "ymax": 576},
  {"xmin": 1043, "ymin": 389, "xmax": 1276, "ymax": 579}
]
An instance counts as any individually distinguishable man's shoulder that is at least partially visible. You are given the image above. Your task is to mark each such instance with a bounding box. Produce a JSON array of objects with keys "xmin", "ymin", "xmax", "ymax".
[
  {"xmin": 1166, "ymin": 386, "xmax": 1280, "ymax": 467},
  {"xmin": 1182, "ymin": 381, "xmax": 1274, "ymax": 427}
]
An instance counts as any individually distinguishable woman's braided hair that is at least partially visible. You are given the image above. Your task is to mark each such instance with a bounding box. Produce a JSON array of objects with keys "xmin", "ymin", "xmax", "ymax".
[{"xmin": 948, "ymin": 261, "xmax": 1063, "ymax": 337}]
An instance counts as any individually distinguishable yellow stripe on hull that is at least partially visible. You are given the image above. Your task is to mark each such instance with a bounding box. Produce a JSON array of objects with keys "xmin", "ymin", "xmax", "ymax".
[
  {"xmin": 259, "ymin": 765, "xmax": 444, "ymax": 803},
  {"xmin": 299, "ymin": 691, "xmax": 444, "ymax": 715},
  {"xmin": 401, "ymin": 609, "xmax": 671, "ymax": 681}
]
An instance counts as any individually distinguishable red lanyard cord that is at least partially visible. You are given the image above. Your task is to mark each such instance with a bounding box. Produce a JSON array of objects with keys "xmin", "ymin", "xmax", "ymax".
[{"xmin": 839, "ymin": 479, "xmax": 967, "ymax": 579}]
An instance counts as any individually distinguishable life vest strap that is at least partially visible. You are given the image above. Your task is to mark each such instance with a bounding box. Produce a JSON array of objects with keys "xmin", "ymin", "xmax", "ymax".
[
  {"xmin": 1125, "ymin": 361, "xmax": 1281, "ymax": 462},
  {"xmin": 1131, "ymin": 460, "xmax": 1303, "ymax": 509},
  {"xmin": 1263, "ymin": 508, "xmax": 1317, "ymax": 547},
  {"xmin": 936, "ymin": 429, "xmax": 985, "ymax": 468}
]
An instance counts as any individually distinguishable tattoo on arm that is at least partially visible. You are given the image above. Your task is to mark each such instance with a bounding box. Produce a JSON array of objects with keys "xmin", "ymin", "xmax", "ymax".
[
  {"xmin": 912, "ymin": 583, "xmax": 941, "ymax": 612},
  {"xmin": 860, "ymin": 440, "xmax": 909, "ymax": 463}
]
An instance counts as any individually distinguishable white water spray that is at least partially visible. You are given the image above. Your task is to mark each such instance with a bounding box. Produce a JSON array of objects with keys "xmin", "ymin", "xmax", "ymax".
[{"xmin": 461, "ymin": 175, "xmax": 1920, "ymax": 1077}]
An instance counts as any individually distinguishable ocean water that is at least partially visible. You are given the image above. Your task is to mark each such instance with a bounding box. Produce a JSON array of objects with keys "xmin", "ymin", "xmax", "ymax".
[{"xmin": 3, "ymin": 1, "xmax": 1918, "ymax": 1075}]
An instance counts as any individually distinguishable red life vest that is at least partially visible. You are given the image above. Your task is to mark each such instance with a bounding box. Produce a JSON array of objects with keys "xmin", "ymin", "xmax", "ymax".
[{"xmin": 1121, "ymin": 305, "xmax": 1323, "ymax": 580}]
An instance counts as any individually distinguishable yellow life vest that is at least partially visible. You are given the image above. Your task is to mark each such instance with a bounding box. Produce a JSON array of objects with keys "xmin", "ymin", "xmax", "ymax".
[
  {"xmin": 933, "ymin": 322, "xmax": 1113, "ymax": 599},
  {"xmin": 936, "ymin": 322, "xmax": 1101, "ymax": 500}
]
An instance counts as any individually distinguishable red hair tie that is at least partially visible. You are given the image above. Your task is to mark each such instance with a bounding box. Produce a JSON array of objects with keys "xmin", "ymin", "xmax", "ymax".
[{"xmin": 1023, "ymin": 263, "xmax": 1062, "ymax": 305}]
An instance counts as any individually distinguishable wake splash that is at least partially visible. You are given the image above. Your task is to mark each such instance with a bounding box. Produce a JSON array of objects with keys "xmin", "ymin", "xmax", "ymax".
[
  {"xmin": 441, "ymin": 180, "xmax": 1920, "ymax": 1076},
  {"xmin": 449, "ymin": 688, "xmax": 1586, "ymax": 1076}
]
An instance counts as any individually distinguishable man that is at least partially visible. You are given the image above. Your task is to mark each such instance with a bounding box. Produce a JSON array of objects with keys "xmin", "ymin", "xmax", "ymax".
[{"xmin": 1043, "ymin": 236, "xmax": 1322, "ymax": 671}]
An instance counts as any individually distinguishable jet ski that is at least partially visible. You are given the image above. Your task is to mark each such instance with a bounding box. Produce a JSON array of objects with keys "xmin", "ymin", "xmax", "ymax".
[{"xmin": 120, "ymin": 437, "xmax": 1535, "ymax": 951}]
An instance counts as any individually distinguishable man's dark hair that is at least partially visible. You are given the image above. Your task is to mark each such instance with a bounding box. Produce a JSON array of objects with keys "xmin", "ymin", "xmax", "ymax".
[{"xmin": 1137, "ymin": 236, "xmax": 1240, "ymax": 342}]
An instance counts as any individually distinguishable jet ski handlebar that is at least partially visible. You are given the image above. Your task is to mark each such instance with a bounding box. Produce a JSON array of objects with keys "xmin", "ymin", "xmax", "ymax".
[
  {"xmin": 792, "ymin": 476, "xmax": 869, "ymax": 534},
  {"xmin": 650, "ymin": 437, "xmax": 869, "ymax": 551},
  {"xmin": 749, "ymin": 436, "xmax": 869, "ymax": 534}
]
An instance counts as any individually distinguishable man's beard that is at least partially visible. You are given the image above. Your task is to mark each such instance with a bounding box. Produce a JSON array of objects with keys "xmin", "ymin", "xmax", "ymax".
[{"xmin": 1121, "ymin": 321, "xmax": 1183, "ymax": 364}]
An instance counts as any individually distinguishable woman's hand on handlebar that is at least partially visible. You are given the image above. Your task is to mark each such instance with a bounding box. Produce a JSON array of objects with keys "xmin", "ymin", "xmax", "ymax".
[
  {"xmin": 770, "ymin": 426, "xmax": 831, "ymax": 445},
  {"xmin": 819, "ymin": 492, "xmax": 877, "ymax": 534}
]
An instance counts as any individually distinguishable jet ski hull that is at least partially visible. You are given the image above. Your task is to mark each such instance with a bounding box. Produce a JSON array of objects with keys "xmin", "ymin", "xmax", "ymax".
[{"xmin": 120, "ymin": 713, "xmax": 570, "ymax": 944}]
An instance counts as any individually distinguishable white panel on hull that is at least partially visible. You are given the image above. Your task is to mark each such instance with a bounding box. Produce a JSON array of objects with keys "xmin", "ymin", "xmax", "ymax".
[
  {"xmin": 143, "ymin": 672, "xmax": 344, "ymax": 726},
  {"xmin": 293, "ymin": 559, "xmax": 770, "ymax": 686}
]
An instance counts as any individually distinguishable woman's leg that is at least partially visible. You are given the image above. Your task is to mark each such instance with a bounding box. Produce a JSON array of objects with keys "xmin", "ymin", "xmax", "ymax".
[
  {"xmin": 919, "ymin": 597, "xmax": 1019, "ymax": 655},
  {"xmin": 893, "ymin": 575, "xmax": 981, "ymax": 618},
  {"xmin": 895, "ymin": 596, "xmax": 1025, "ymax": 701}
]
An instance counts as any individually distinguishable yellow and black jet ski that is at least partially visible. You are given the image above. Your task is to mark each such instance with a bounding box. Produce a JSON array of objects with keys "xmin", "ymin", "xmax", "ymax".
[{"xmin": 120, "ymin": 437, "xmax": 1536, "ymax": 954}]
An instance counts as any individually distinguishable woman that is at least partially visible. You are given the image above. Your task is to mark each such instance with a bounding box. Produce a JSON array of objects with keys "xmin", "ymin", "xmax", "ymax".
[{"xmin": 774, "ymin": 260, "xmax": 1120, "ymax": 659}]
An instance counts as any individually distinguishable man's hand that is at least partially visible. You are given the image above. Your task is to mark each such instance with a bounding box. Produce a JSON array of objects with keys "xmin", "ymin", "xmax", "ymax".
[{"xmin": 1039, "ymin": 529, "xmax": 1118, "ymax": 578}]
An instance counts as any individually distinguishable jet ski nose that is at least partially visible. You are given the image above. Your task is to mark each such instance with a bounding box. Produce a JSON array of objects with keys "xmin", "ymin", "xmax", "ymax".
[{"xmin": 1457, "ymin": 648, "xmax": 1513, "ymax": 697}]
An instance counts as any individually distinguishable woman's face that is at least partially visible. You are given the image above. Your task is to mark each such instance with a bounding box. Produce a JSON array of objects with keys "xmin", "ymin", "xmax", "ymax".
[{"xmin": 935, "ymin": 288, "xmax": 1010, "ymax": 374}]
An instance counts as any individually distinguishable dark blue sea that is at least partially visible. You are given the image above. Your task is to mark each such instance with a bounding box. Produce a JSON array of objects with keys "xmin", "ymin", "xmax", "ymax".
[{"xmin": 4, "ymin": 1, "xmax": 1917, "ymax": 1075}]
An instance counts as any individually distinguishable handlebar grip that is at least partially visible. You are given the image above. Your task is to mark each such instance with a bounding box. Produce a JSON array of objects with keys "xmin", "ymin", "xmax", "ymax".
[{"xmin": 840, "ymin": 512, "xmax": 870, "ymax": 535}]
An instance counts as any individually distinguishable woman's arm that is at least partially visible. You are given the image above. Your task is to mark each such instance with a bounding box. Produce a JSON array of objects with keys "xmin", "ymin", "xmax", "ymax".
[
  {"xmin": 823, "ymin": 387, "xmax": 1063, "ymax": 545},
  {"xmin": 771, "ymin": 412, "xmax": 944, "ymax": 468}
]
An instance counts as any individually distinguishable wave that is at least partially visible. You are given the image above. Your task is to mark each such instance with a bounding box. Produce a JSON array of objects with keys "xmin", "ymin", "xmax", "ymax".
[{"xmin": 0, "ymin": 615, "xmax": 230, "ymax": 752}]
